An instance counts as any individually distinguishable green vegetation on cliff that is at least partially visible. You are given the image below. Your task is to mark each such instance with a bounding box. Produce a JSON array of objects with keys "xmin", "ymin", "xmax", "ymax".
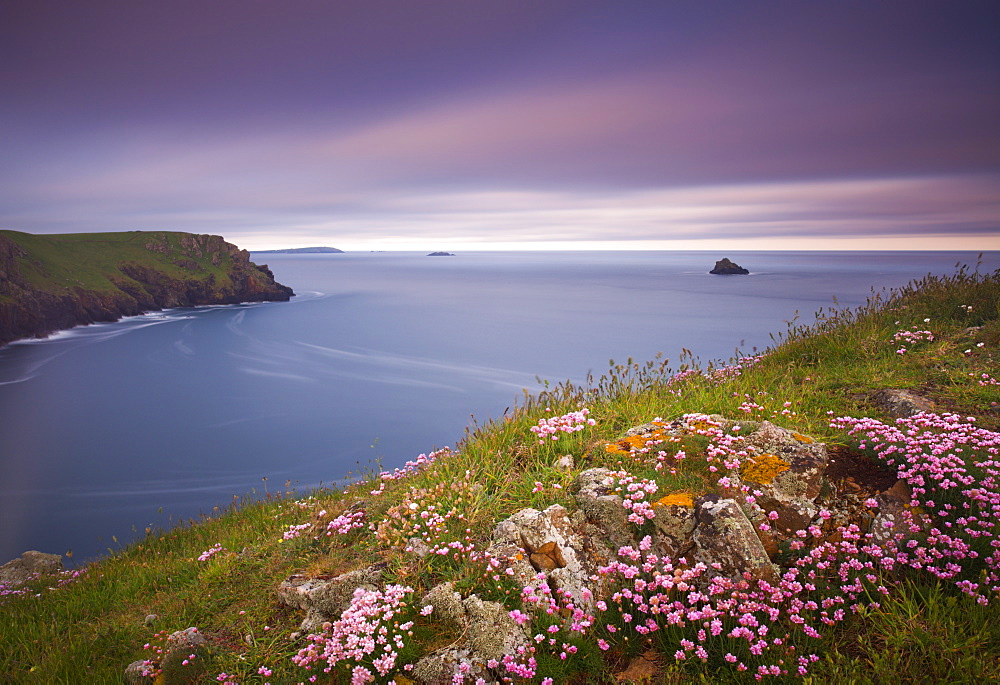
[
  {"xmin": 0, "ymin": 230, "xmax": 294, "ymax": 346},
  {"xmin": 1, "ymin": 265, "xmax": 998, "ymax": 683}
]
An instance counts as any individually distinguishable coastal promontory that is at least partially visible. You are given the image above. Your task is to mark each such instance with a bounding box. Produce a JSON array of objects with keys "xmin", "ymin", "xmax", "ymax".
[{"xmin": 0, "ymin": 230, "xmax": 294, "ymax": 346}]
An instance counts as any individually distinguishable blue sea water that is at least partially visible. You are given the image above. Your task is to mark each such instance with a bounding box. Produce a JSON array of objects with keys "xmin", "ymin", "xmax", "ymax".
[{"xmin": 0, "ymin": 250, "xmax": 996, "ymax": 564}]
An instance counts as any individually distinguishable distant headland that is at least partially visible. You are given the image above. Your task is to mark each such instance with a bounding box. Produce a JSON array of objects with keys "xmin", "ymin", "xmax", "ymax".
[
  {"xmin": 252, "ymin": 246, "xmax": 344, "ymax": 254},
  {"xmin": 427, "ymin": 251, "xmax": 456, "ymax": 256},
  {"xmin": 0, "ymin": 230, "xmax": 294, "ymax": 347}
]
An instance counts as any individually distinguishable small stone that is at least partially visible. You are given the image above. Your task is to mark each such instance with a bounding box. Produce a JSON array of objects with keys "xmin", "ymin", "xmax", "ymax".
[{"xmin": 555, "ymin": 454, "xmax": 575, "ymax": 470}]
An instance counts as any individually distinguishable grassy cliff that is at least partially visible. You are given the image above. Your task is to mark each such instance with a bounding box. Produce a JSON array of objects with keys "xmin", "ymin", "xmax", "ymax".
[
  {"xmin": 1, "ymin": 265, "xmax": 998, "ymax": 683},
  {"xmin": 0, "ymin": 230, "xmax": 293, "ymax": 346}
]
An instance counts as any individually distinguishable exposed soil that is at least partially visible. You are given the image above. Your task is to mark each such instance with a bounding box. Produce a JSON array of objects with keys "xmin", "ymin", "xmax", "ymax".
[{"xmin": 824, "ymin": 443, "xmax": 899, "ymax": 495}]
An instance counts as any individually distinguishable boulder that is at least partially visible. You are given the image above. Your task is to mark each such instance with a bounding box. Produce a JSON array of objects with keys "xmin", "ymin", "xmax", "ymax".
[
  {"xmin": 574, "ymin": 468, "xmax": 634, "ymax": 551},
  {"xmin": 650, "ymin": 494, "xmax": 696, "ymax": 557},
  {"xmin": 414, "ymin": 583, "xmax": 529, "ymax": 683},
  {"xmin": 871, "ymin": 388, "xmax": 936, "ymax": 418},
  {"xmin": 124, "ymin": 627, "xmax": 206, "ymax": 684},
  {"xmin": 277, "ymin": 564, "xmax": 384, "ymax": 633},
  {"xmin": 412, "ymin": 646, "xmax": 494, "ymax": 684},
  {"xmin": 0, "ymin": 550, "xmax": 62, "ymax": 587},
  {"xmin": 739, "ymin": 421, "xmax": 831, "ymax": 537},
  {"xmin": 692, "ymin": 495, "xmax": 777, "ymax": 582},
  {"xmin": 709, "ymin": 258, "xmax": 749, "ymax": 275}
]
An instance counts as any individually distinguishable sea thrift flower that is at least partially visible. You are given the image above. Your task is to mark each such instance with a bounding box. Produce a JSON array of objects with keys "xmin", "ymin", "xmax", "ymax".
[
  {"xmin": 197, "ymin": 543, "xmax": 226, "ymax": 561},
  {"xmin": 529, "ymin": 408, "xmax": 595, "ymax": 444}
]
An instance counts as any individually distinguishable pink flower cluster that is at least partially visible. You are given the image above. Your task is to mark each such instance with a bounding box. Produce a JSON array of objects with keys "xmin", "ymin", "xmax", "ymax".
[
  {"xmin": 529, "ymin": 408, "xmax": 595, "ymax": 444},
  {"xmin": 831, "ymin": 412, "xmax": 1000, "ymax": 603},
  {"xmin": 0, "ymin": 566, "xmax": 87, "ymax": 604},
  {"xmin": 197, "ymin": 543, "xmax": 226, "ymax": 561},
  {"xmin": 892, "ymin": 324, "xmax": 934, "ymax": 354},
  {"xmin": 293, "ymin": 584, "xmax": 414, "ymax": 682},
  {"xmin": 595, "ymin": 529, "xmax": 893, "ymax": 679},
  {"xmin": 378, "ymin": 448, "xmax": 451, "ymax": 481},
  {"xmin": 611, "ymin": 471, "xmax": 659, "ymax": 524},
  {"xmin": 281, "ymin": 522, "xmax": 312, "ymax": 541},
  {"xmin": 326, "ymin": 510, "xmax": 366, "ymax": 535}
]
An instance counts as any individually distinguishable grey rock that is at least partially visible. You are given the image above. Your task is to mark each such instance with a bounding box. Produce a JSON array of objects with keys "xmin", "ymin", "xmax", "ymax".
[
  {"xmin": 412, "ymin": 647, "xmax": 494, "ymax": 684},
  {"xmin": 871, "ymin": 388, "xmax": 936, "ymax": 418},
  {"xmin": 693, "ymin": 495, "xmax": 777, "ymax": 582},
  {"xmin": 574, "ymin": 468, "xmax": 634, "ymax": 551},
  {"xmin": 277, "ymin": 564, "xmax": 383, "ymax": 633},
  {"xmin": 0, "ymin": 550, "xmax": 62, "ymax": 587},
  {"xmin": 124, "ymin": 660, "xmax": 154, "ymax": 684}
]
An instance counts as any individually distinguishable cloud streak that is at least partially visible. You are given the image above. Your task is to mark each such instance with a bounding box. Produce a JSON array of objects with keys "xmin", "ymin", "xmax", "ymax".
[{"xmin": 0, "ymin": 1, "xmax": 997, "ymax": 249}]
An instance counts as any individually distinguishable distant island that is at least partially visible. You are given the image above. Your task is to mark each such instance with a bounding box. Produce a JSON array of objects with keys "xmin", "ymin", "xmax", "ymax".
[
  {"xmin": 710, "ymin": 257, "xmax": 750, "ymax": 275},
  {"xmin": 252, "ymin": 247, "xmax": 344, "ymax": 254},
  {"xmin": 0, "ymin": 230, "xmax": 294, "ymax": 347},
  {"xmin": 427, "ymin": 251, "xmax": 455, "ymax": 256}
]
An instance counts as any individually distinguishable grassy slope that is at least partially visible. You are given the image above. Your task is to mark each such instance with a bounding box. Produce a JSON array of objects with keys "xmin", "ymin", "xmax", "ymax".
[
  {"xmin": 2, "ymin": 266, "xmax": 998, "ymax": 684},
  {"xmin": 0, "ymin": 230, "xmax": 240, "ymax": 297}
]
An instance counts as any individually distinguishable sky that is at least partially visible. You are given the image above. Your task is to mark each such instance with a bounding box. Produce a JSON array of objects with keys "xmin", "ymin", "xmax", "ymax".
[{"xmin": 1, "ymin": 0, "xmax": 998, "ymax": 251}]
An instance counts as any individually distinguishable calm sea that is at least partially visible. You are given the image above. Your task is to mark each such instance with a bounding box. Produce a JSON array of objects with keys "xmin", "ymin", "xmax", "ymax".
[{"xmin": 1, "ymin": 250, "xmax": 996, "ymax": 564}]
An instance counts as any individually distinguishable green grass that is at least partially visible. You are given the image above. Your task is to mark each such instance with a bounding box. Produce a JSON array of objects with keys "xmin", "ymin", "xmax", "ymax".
[
  {"xmin": 2, "ymin": 264, "xmax": 999, "ymax": 683},
  {"xmin": 0, "ymin": 229, "xmax": 242, "ymax": 297}
]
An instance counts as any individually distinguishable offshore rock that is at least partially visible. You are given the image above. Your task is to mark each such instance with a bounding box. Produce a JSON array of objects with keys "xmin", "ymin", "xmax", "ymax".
[{"xmin": 710, "ymin": 257, "xmax": 750, "ymax": 275}]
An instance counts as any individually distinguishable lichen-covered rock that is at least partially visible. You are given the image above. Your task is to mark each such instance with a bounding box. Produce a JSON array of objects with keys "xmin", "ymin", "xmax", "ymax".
[
  {"xmin": 693, "ymin": 495, "xmax": 777, "ymax": 582},
  {"xmin": 463, "ymin": 594, "xmax": 529, "ymax": 660},
  {"xmin": 650, "ymin": 494, "xmax": 696, "ymax": 557},
  {"xmin": 555, "ymin": 454, "xmax": 575, "ymax": 470},
  {"xmin": 410, "ymin": 589, "xmax": 528, "ymax": 683},
  {"xmin": 125, "ymin": 627, "xmax": 208, "ymax": 683},
  {"xmin": 496, "ymin": 505, "xmax": 581, "ymax": 573},
  {"xmin": 870, "ymin": 480, "xmax": 924, "ymax": 549},
  {"xmin": 412, "ymin": 647, "xmax": 495, "ymax": 684},
  {"xmin": 277, "ymin": 564, "xmax": 383, "ymax": 632},
  {"xmin": 739, "ymin": 421, "xmax": 830, "ymax": 537},
  {"xmin": 574, "ymin": 468, "xmax": 634, "ymax": 551},
  {"xmin": 123, "ymin": 660, "xmax": 154, "ymax": 685},
  {"xmin": 421, "ymin": 582, "xmax": 468, "ymax": 628}
]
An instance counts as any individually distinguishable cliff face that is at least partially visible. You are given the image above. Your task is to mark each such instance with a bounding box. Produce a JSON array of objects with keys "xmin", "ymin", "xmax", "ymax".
[{"xmin": 0, "ymin": 230, "xmax": 294, "ymax": 346}]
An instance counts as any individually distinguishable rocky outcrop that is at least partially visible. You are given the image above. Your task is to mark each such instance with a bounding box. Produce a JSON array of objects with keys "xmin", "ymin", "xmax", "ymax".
[
  {"xmin": 0, "ymin": 550, "xmax": 62, "ymax": 586},
  {"xmin": 277, "ymin": 563, "xmax": 385, "ymax": 634},
  {"xmin": 710, "ymin": 257, "xmax": 749, "ymax": 275},
  {"xmin": 0, "ymin": 230, "xmax": 294, "ymax": 346}
]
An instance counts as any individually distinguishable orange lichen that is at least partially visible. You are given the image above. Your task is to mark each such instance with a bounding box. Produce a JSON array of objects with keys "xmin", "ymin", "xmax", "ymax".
[
  {"xmin": 741, "ymin": 453, "xmax": 791, "ymax": 484},
  {"xmin": 605, "ymin": 430, "xmax": 668, "ymax": 455},
  {"xmin": 654, "ymin": 493, "xmax": 695, "ymax": 508},
  {"xmin": 792, "ymin": 432, "xmax": 814, "ymax": 444}
]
